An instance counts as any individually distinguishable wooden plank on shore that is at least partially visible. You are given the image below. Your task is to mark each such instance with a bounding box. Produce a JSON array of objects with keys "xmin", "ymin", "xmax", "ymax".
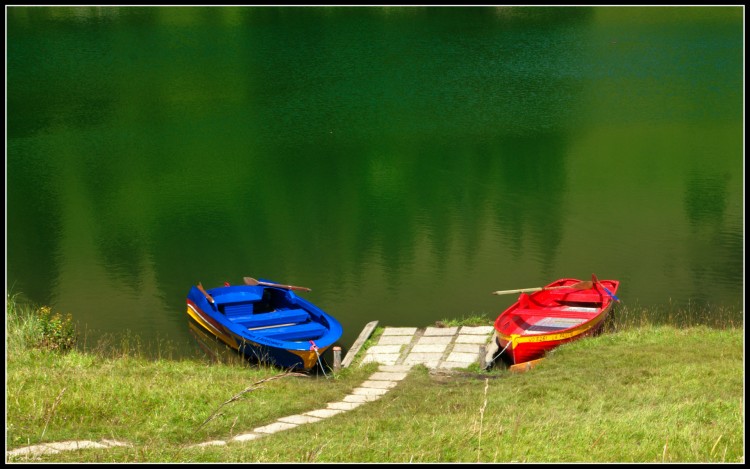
[
  {"xmin": 509, "ymin": 358, "xmax": 545, "ymax": 373},
  {"xmin": 341, "ymin": 320, "xmax": 379, "ymax": 368}
]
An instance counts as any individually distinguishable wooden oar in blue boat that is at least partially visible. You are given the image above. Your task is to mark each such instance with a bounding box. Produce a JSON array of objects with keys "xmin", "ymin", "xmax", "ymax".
[
  {"xmin": 492, "ymin": 280, "xmax": 593, "ymax": 296},
  {"xmin": 592, "ymin": 274, "xmax": 620, "ymax": 302},
  {"xmin": 197, "ymin": 282, "xmax": 215, "ymax": 304},
  {"xmin": 243, "ymin": 276, "xmax": 312, "ymax": 292}
]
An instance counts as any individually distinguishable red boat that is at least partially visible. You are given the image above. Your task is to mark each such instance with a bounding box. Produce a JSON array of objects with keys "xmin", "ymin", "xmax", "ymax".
[{"xmin": 487, "ymin": 275, "xmax": 620, "ymax": 367}]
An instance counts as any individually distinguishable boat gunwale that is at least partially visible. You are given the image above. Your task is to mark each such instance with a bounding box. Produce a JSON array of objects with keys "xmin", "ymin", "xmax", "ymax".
[
  {"xmin": 492, "ymin": 277, "xmax": 620, "ymax": 364},
  {"xmin": 186, "ymin": 284, "xmax": 343, "ymax": 353},
  {"xmin": 495, "ymin": 304, "xmax": 611, "ymax": 344}
]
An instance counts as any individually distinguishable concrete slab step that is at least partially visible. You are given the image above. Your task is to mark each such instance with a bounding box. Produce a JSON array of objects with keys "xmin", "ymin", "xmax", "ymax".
[{"xmin": 361, "ymin": 325, "xmax": 494, "ymax": 370}]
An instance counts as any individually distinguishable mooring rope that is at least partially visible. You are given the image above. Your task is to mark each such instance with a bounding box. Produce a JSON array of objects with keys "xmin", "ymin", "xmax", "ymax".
[
  {"xmin": 497, "ymin": 338, "xmax": 513, "ymax": 357},
  {"xmin": 309, "ymin": 340, "xmax": 329, "ymax": 378}
]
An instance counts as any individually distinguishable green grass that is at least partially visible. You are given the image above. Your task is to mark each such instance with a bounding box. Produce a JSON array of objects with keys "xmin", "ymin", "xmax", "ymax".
[
  {"xmin": 5, "ymin": 294, "xmax": 745, "ymax": 462},
  {"xmin": 433, "ymin": 313, "xmax": 494, "ymax": 328}
]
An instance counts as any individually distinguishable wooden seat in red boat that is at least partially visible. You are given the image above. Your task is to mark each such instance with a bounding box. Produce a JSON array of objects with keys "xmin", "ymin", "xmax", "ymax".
[{"xmin": 512, "ymin": 307, "xmax": 599, "ymax": 319}]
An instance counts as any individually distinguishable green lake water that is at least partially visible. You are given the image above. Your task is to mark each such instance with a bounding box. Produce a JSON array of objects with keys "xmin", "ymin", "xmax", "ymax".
[{"xmin": 6, "ymin": 6, "xmax": 744, "ymax": 358}]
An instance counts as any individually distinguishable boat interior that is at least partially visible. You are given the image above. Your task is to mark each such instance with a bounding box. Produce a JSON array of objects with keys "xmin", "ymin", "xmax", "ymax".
[
  {"xmin": 215, "ymin": 287, "xmax": 328, "ymax": 342},
  {"xmin": 503, "ymin": 292, "xmax": 606, "ymax": 335}
]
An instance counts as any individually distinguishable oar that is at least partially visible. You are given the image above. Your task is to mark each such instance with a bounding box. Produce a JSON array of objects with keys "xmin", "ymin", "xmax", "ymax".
[
  {"xmin": 592, "ymin": 274, "xmax": 620, "ymax": 302},
  {"xmin": 491, "ymin": 280, "xmax": 593, "ymax": 296},
  {"xmin": 196, "ymin": 282, "xmax": 215, "ymax": 304},
  {"xmin": 243, "ymin": 277, "xmax": 312, "ymax": 292}
]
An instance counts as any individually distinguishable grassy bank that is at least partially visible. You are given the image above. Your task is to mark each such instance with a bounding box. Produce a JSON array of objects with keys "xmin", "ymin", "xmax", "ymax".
[{"xmin": 5, "ymin": 295, "xmax": 745, "ymax": 462}]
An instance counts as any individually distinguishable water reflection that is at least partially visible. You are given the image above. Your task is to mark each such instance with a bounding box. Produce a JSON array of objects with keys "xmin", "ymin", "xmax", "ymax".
[
  {"xmin": 684, "ymin": 170, "xmax": 729, "ymax": 228},
  {"xmin": 683, "ymin": 169, "xmax": 742, "ymax": 306},
  {"xmin": 6, "ymin": 6, "xmax": 744, "ymax": 358}
]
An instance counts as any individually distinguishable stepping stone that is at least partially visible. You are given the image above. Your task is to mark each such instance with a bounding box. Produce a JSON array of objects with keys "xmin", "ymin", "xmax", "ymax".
[
  {"xmin": 369, "ymin": 371, "xmax": 408, "ymax": 381},
  {"xmin": 452, "ymin": 343, "xmax": 483, "ymax": 353},
  {"xmin": 7, "ymin": 445, "xmax": 61, "ymax": 457},
  {"xmin": 343, "ymin": 393, "xmax": 382, "ymax": 403},
  {"xmin": 351, "ymin": 387, "xmax": 389, "ymax": 396},
  {"xmin": 305, "ymin": 408, "xmax": 345, "ymax": 419},
  {"xmin": 360, "ymin": 380, "xmax": 398, "ymax": 389},
  {"xmin": 380, "ymin": 327, "xmax": 417, "ymax": 336},
  {"xmin": 411, "ymin": 343, "xmax": 448, "ymax": 353},
  {"xmin": 328, "ymin": 401, "xmax": 363, "ymax": 410},
  {"xmin": 455, "ymin": 334, "xmax": 491, "ymax": 344},
  {"xmin": 101, "ymin": 439, "xmax": 131, "ymax": 448},
  {"xmin": 417, "ymin": 335, "xmax": 453, "ymax": 345},
  {"xmin": 278, "ymin": 414, "xmax": 323, "ymax": 425},
  {"xmin": 403, "ymin": 355, "xmax": 441, "ymax": 367},
  {"xmin": 361, "ymin": 353, "xmax": 399, "ymax": 365},
  {"xmin": 423, "ymin": 326, "xmax": 458, "ymax": 336},
  {"xmin": 366, "ymin": 345, "xmax": 404, "ymax": 354},
  {"xmin": 253, "ymin": 421, "xmax": 298, "ymax": 434},
  {"xmin": 377, "ymin": 335, "xmax": 413, "ymax": 345},
  {"xmin": 459, "ymin": 326, "xmax": 494, "ymax": 335},
  {"xmin": 378, "ymin": 365, "xmax": 413, "ymax": 372},
  {"xmin": 231, "ymin": 433, "xmax": 264, "ymax": 442},
  {"xmin": 192, "ymin": 440, "xmax": 227, "ymax": 447},
  {"xmin": 445, "ymin": 351, "xmax": 479, "ymax": 363}
]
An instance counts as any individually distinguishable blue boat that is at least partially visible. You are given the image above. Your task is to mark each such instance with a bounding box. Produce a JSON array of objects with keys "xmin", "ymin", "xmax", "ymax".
[{"xmin": 186, "ymin": 277, "xmax": 343, "ymax": 371}]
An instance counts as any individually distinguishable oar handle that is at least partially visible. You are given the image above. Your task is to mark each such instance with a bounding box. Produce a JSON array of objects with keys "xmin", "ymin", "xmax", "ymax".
[
  {"xmin": 197, "ymin": 283, "xmax": 215, "ymax": 304},
  {"xmin": 492, "ymin": 287, "xmax": 544, "ymax": 296},
  {"xmin": 597, "ymin": 283, "xmax": 620, "ymax": 302},
  {"xmin": 261, "ymin": 281, "xmax": 312, "ymax": 292},
  {"xmin": 244, "ymin": 277, "xmax": 311, "ymax": 292},
  {"xmin": 591, "ymin": 274, "xmax": 620, "ymax": 302},
  {"xmin": 492, "ymin": 281, "xmax": 593, "ymax": 296}
]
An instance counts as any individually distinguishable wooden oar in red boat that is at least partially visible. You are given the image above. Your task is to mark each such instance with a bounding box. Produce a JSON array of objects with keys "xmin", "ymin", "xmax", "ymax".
[
  {"xmin": 591, "ymin": 274, "xmax": 620, "ymax": 302},
  {"xmin": 491, "ymin": 280, "xmax": 593, "ymax": 296},
  {"xmin": 243, "ymin": 276, "xmax": 312, "ymax": 292}
]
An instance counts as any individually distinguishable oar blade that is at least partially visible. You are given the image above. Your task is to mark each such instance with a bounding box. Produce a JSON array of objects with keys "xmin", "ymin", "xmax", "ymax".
[
  {"xmin": 243, "ymin": 277, "xmax": 260, "ymax": 286},
  {"xmin": 569, "ymin": 280, "xmax": 593, "ymax": 290}
]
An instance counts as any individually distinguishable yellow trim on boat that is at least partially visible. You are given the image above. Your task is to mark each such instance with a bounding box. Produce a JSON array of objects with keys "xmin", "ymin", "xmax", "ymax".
[
  {"xmin": 497, "ymin": 310, "xmax": 608, "ymax": 348},
  {"xmin": 186, "ymin": 305, "xmax": 237, "ymax": 348}
]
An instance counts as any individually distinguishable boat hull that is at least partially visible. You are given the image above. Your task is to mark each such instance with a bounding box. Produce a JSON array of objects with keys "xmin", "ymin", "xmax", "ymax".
[
  {"xmin": 186, "ymin": 280, "xmax": 343, "ymax": 371},
  {"xmin": 492, "ymin": 277, "xmax": 619, "ymax": 366},
  {"xmin": 494, "ymin": 311, "xmax": 608, "ymax": 365}
]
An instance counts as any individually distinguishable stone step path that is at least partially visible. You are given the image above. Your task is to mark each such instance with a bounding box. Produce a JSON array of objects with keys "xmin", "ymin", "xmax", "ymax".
[
  {"xmin": 7, "ymin": 364, "xmax": 412, "ymax": 459},
  {"xmin": 7, "ymin": 325, "xmax": 496, "ymax": 459},
  {"xmin": 6, "ymin": 439, "xmax": 132, "ymax": 459},
  {"xmin": 190, "ymin": 364, "xmax": 413, "ymax": 448},
  {"xmin": 360, "ymin": 325, "xmax": 495, "ymax": 369}
]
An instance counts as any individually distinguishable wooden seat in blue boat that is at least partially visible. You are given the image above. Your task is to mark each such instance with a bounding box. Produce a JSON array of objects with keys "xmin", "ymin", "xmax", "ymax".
[
  {"xmin": 232, "ymin": 309, "xmax": 310, "ymax": 329},
  {"xmin": 223, "ymin": 303, "xmax": 255, "ymax": 317},
  {"xmin": 214, "ymin": 291, "xmax": 263, "ymax": 306},
  {"xmin": 256, "ymin": 322, "xmax": 328, "ymax": 341}
]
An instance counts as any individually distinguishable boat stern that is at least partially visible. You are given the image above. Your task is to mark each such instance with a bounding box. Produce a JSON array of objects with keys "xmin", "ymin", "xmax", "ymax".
[{"xmin": 290, "ymin": 347, "xmax": 328, "ymax": 371}]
